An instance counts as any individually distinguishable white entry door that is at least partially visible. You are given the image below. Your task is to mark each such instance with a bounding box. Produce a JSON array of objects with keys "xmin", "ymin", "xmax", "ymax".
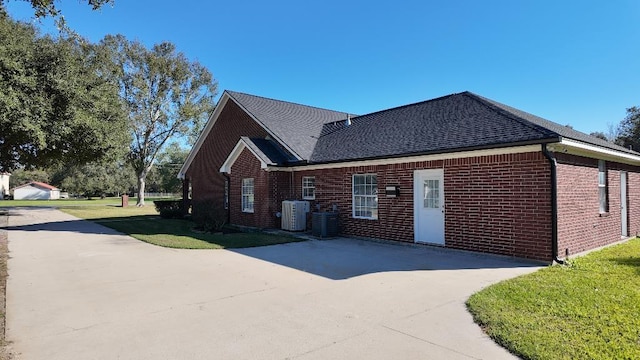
[
  {"xmin": 414, "ymin": 169, "xmax": 445, "ymax": 245},
  {"xmin": 621, "ymin": 171, "xmax": 628, "ymax": 237}
]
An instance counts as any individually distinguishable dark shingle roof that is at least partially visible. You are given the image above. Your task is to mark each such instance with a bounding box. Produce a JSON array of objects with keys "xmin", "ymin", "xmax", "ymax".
[
  {"xmin": 309, "ymin": 92, "xmax": 637, "ymax": 163},
  {"xmin": 474, "ymin": 94, "xmax": 637, "ymax": 155},
  {"xmin": 242, "ymin": 137, "xmax": 298, "ymax": 166},
  {"xmin": 227, "ymin": 91, "xmax": 352, "ymax": 160}
]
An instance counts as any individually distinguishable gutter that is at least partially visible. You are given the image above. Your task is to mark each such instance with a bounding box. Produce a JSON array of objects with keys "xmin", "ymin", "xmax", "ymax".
[{"xmin": 542, "ymin": 143, "xmax": 565, "ymax": 265}]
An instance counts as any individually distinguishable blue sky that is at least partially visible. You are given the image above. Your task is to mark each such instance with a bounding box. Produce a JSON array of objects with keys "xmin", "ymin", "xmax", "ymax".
[{"xmin": 6, "ymin": 0, "xmax": 640, "ymax": 135}]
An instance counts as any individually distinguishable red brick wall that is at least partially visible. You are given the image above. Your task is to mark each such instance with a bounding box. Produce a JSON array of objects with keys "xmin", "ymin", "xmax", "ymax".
[
  {"xmin": 185, "ymin": 99, "xmax": 269, "ymax": 213},
  {"xmin": 229, "ymin": 149, "xmax": 274, "ymax": 228},
  {"xmin": 288, "ymin": 151, "xmax": 552, "ymax": 260},
  {"xmin": 629, "ymin": 171, "xmax": 640, "ymax": 238},
  {"xmin": 556, "ymin": 154, "xmax": 640, "ymax": 256},
  {"xmin": 445, "ymin": 153, "xmax": 552, "ymax": 260}
]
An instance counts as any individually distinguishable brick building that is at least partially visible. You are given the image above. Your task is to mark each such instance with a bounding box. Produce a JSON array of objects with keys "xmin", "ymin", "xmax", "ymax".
[{"xmin": 180, "ymin": 90, "xmax": 640, "ymax": 262}]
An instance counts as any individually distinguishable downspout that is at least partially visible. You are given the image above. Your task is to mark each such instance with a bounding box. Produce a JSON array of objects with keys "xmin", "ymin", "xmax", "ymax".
[
  {"xmin": 223, "ymin": 173, "xmax": 231, "ymax": 224},
  {"xmin": 542, "ymin": 143, "xmax": 565, "ymax": 265}
]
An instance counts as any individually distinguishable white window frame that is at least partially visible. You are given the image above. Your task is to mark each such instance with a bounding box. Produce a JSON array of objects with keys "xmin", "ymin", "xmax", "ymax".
[
  {"xmin": 242, "ymin": 178, "xmax": 254, "ymax": 213},
  {"xmin": 352, "ymin": 174, "xmax": 378, "ymax": 220},
  {"xmin": 302, "ymin": 176, "xmax": 316, "ymax": 200},
  {"xmin": 598, "ymin": 160, "xmax": 608, "ymax": 213}
]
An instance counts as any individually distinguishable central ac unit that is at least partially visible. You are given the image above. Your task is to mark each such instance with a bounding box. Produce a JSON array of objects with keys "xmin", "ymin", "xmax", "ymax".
[{"xmin": 281, "ymin": 200, "xmax": 309, "ymax": 231}]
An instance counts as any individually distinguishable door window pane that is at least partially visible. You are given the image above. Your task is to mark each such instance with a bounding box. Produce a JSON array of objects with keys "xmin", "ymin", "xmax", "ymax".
[{"xmin": 424, "ymin": 179, "xmax": 440, "ymax": 208}]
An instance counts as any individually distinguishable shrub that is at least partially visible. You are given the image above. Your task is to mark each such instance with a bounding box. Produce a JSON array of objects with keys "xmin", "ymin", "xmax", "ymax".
[
  {"xmin": 153, "ymin": 200, "xmax": 183, "ymax": 219},
  {"xmin": 191, "ymin": 199, "xmax": 227, "ymax": 232}
]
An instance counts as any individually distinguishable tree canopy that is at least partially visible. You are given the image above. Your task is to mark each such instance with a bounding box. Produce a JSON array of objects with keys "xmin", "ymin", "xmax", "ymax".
[
  {"xmin": 0, "ymin": 13, "xmax": 129, "ymax": 172},
  {"xmin": 0, "ymin": 0, "xmax": 113, "ymax": 18},
  {"xmin": 100, "ymin": 34, "xmax": 217, "ymax": 205},
  {"xmin": 616, "ymin": 107, "xmax": 640, "ymax": 151}
]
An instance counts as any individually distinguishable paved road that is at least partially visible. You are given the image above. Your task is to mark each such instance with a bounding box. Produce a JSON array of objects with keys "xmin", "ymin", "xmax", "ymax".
[{"xmin": 5, "ymin": 208, "xmax": 541, "ymax": 359}]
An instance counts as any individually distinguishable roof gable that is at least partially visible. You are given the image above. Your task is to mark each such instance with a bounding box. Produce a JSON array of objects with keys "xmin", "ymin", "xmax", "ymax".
[
  {"xmin": 14, "ymin": 181, "xmax": 59, "ymax": 191},
  {"xmin": 226, "ymin": 91, "xmax": 352, "ymax": 160},
  {"xmin": 179, "ymin": 91, "xmax": 352, "ymax": 178},
  {"xmin": 220, "ymin": 137, "xmax": 297, "ymax": 173}
]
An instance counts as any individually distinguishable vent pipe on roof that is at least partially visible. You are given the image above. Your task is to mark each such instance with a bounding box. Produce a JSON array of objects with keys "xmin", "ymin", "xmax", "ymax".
[{"xmin": 346, "ymin": 114, "xmax": 351, "ymax": 127}]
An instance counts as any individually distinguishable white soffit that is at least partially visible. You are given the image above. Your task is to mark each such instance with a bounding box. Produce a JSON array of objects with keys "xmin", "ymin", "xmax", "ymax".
[{"xmin": 550, "ymin": 139, "xmax": 640, "ymax": 165}]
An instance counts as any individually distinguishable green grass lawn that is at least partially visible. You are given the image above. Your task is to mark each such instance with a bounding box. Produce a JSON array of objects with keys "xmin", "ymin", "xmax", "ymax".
[
  {"xmin": 0, "ymin": 197, "xmax": 122, "ymax": 207},
  {"xmin": 0, "ymin": 197, "xmax": 178, "ymax": 207},
  {"xmin": 467, "ymin": 239, "xmax": 640, "ymax": 360},
  {"xmin": 61, "ymin": 205, "xmax": 303, "ymax": 249}
]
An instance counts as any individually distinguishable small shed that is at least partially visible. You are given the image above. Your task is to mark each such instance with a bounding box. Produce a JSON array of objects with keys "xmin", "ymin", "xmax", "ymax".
[
  {"xmin": 0, "ymin": 173, "xmax": 9, "ymax": 200},
  {"xmin": 13, "ymin": 182, "xmax": 61, "ymax": 200}
]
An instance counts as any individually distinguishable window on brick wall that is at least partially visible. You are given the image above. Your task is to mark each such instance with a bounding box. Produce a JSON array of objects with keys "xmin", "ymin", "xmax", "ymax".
[
  {"xmin": 598, "ymin": 160, "xmax": 608, "ymax": 213},
  {"xmin": 302, "ymin": 176, "xmax": 315, "ymax": 200},
  {"xmin": 353, "ymin": 174, "xmax": 378, "ymax": 219},
  {"xmin": 224, "ymin": 178, "xmax": 229, "ymax": 210},
  {"xmin": 242, "ymin": 178, "xmax": 254, "ymax": 213}
]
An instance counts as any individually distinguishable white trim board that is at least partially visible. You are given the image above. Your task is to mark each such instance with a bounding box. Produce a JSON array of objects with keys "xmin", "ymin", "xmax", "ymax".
[
  {"xmin": 178, "ymin": 93, "xmax": 231, "ymax": 179},
  {"xmin": 178, "ymin": 91, "xmax": 303, "ymax": 179},
  {"xmin": 219, "ymin": 138, "xmax": 270, "ymax": 174},
  {"xmin": 549, "ymin": 139, "xmax": 640, "ymax": 165},
  {"xmin": 269, "ymin": 144, "xmax": 543, "ymax": 172}
]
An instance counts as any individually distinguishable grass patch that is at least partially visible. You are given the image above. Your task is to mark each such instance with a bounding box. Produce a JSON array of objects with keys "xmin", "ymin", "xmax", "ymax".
[
  {"xmin": 61, "ymin": 206, "xmax": 302, "ymax": 249},
  {"xmin": 61, "ymin": 205, "xmax": 158, "ymax": 219},
  {"xmin": 467, "ymin": 238, "xmax": 640, "ymax": 360},
  {"xmin": 0, "ymin": 198, "xmax": 122, "ymax": 207},
  {"xmin": 0, "ymin": 197, "xmax": 177, "ymax": 208}
]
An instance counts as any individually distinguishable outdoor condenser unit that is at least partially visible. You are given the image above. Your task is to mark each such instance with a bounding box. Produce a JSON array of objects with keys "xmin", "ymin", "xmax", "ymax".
[{"xmin": 281, "ymin": 200, "xmax": 309, "ymax": 231}]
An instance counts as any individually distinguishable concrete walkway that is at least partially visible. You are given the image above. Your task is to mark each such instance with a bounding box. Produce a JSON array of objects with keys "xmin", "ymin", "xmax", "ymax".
[{"xmin": 5, "ymin": 208, "xmax": 541, "ymax": 359}]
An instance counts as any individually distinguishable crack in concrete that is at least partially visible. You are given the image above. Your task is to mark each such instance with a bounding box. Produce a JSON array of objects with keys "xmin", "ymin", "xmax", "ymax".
[
  {"xmin": 286, "ymin": 330, "xmax": 369, "ymax": 359},
  {"xmin": 380, "ymin": 324, "xmax": 482, "ymax": 360}
]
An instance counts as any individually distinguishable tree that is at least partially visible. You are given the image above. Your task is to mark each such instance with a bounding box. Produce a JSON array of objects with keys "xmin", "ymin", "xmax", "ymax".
[
  {"xmin": 0, "ymin": 0, "xmax": 113, "ymax": 19},
  {"xmin": 8, "ymin": 168, "xmax": 51, "ymax": 188},
  {"xmin": 0, "ymin": 13, "xmax": 129, "ymax": 172},
  {"xmin": 101, "ymin": 35, "xmax": 217, "ymax": 206},
  {"xmin": 62, "ymin": 161, "xmax": 135, "ymax": 198},
  {"xmin": 616, "ymin": 106, "xmax": 640, "ymax": 151},
  {"xmin": 147, "ymin": 142, "xmax": 189, "ymax": 193},
  {"xmin": 590, "ymin": 131, "xmax": 609, "ymax": 141}
]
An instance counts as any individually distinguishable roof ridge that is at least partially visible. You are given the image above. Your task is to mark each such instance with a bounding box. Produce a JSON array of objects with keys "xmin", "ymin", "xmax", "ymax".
[
  {"xmin": 226, "ymin": 90, "xmax": 352, "ymax": 116},
  {"xmin": 316, "ymin": 92, "xmax": 467, "ymax": 140},
  {"xmin": 349, "ymin": 92, "xmax": 463, "ymax": 121},
  {"xmin": 462, "ymin": 92, "xmax": 560, "ymax": 139}
]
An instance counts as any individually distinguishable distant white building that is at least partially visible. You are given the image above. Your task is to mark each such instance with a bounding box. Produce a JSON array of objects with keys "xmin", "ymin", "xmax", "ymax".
[
  {"xmin": 13, "ymin": 181, "xmax": 60, "ymax": 200},
  {"xmin": 0, "ymin": 173, "xmax": 9, "ymax": 200}
]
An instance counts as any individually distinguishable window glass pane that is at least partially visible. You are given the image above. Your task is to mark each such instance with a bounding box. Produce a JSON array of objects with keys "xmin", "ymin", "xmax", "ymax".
[
  {"xmin": 353, "ymin": 174, "xmax": 378, "ymax": 219},
  {"xmin": 242, "ymin": 178, "xmax": 254, "ymax": 212},
  {"xmin": 424, "ymin": 179, "xmax": 440, "ymax": 208},
  {"xmin": 599, "ymin": 187, "xmax": 607, "ymax": 213}
]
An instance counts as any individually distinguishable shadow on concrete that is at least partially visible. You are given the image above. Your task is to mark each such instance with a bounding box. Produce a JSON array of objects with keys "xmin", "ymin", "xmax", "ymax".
[
  {"xmin": 3, "ymin": 209, "xmax": 543, "ymax": 280},
  {"xmin": 231, "ymin": 238, "xmax": 543, "ymax": 280},
  {"xmin": 1, "ymin": 217, "xmax": 130, "ymax": 236}
]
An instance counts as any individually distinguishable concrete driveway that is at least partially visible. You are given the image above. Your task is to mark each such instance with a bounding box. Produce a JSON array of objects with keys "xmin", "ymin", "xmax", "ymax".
[{"xmin": 5, "ymin": 208, "xmax": 541, "ymax": 359}]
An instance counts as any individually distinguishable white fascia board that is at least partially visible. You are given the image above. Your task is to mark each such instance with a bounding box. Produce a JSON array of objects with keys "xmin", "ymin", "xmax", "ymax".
[
  {"xmin": 268, "ymin": 144, "xmax": 543, "ymax": 172},
  {"xmin": 178, "ymin": 93, "xmax": 231, "ymax": 179},
  {"xmin": 550, "ymin": 139, "xmax": 640, "ymax": 165},
  {"xmin": 219, "ymin": 138, "xmax": 268, "ymax": 174}
]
